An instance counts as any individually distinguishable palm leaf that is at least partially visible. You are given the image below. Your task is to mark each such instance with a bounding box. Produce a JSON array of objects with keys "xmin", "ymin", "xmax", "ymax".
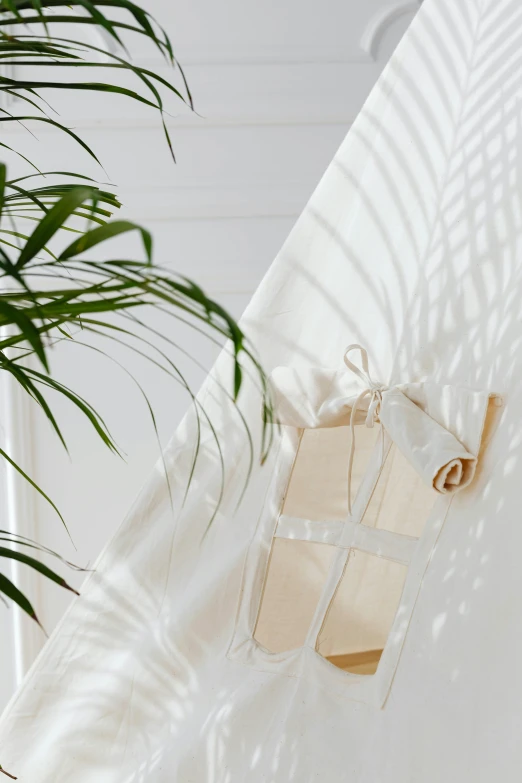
[
  {"xmin": 16, "ymin": 186, "xmax": 96, "ymax": 266},
  {"xmin": 60, "ymin": 221, "xmax": 152, "ymax": 263},
  {"xmin": 0, "ymin": 0, "xmax": 176, "ymax": 63},
  {"xmin": 0, "ymin": 115, "xmax": 102, "ymax": 165},
  {"xmin": 0, "ymin": 15, "xmax": 275, "ymax": 769},
  {"xmin": 0, "ymin": 442, "xmax": 68, "ymax": 532},
  {"xmin": 0, "ymin": 571, "xmax": 42, "ymax": 627},
  {"xmin": 0, "ymin": 548, "xmax": 79, "ymax": 595}
]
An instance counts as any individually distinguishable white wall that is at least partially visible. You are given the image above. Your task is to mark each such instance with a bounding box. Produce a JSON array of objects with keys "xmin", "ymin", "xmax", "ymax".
[{"xmin": 0, "ymin": 0, "xmax": 421, "ymax": 709}]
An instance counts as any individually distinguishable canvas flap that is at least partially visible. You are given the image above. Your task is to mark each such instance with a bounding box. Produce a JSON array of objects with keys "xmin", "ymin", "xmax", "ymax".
[{"xmin": 270, "ymin": 353, "xmax": 492, "ymax": 496}]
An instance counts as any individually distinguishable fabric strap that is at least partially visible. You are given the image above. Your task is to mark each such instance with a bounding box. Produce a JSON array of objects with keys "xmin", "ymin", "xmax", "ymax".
[{"xmin": 343, "ymin": 345, "xmax": 386, "ymax": 515}]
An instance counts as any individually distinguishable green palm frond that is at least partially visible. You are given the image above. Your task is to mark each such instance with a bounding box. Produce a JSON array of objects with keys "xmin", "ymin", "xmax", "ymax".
[
  {"xmin": 0, "ymin": 527, "xmax": 86, "ymax": 639},
  {"xmin": 0, "ymin": 10, "xmax": 274, "ymax": 778},
  {"xmin": 0, "ymin": 0, "xmax": 177, "ymax": 61},
  {"xmin": 0, "ymin": 179, "xmax": 276, "ymax": 549},
  {"xmin": 0, "ymin": 0, "xmax": 192, "ymax": 162}
]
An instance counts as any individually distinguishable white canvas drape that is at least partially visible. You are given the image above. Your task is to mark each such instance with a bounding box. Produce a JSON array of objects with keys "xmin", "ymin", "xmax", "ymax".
[{"xmin": 0, "ymin": 1, "xmax": 519, "ymax": 781}]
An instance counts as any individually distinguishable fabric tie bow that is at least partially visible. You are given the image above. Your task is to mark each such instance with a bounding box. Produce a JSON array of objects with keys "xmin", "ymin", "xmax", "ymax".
[{"xmin": 343, "ymin": 344, "xmax": 387, "ymax": 515}]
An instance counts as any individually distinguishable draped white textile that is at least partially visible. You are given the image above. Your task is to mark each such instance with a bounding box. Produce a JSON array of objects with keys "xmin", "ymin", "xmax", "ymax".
[{"xmin": 1, "ymin": 0, "xmax": 521, "ymax": 781}]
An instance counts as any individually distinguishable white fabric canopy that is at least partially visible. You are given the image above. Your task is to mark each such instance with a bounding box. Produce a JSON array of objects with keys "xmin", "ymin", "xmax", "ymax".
[{"xmin": 1, "ymin": 0, "xmax": 521, "ymax": 780}]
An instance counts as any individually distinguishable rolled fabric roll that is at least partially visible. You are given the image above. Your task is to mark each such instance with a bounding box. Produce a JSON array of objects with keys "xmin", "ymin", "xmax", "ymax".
[{"xmin": 379, "ymin": 387, "xmax": 477, "ymax": 494}]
